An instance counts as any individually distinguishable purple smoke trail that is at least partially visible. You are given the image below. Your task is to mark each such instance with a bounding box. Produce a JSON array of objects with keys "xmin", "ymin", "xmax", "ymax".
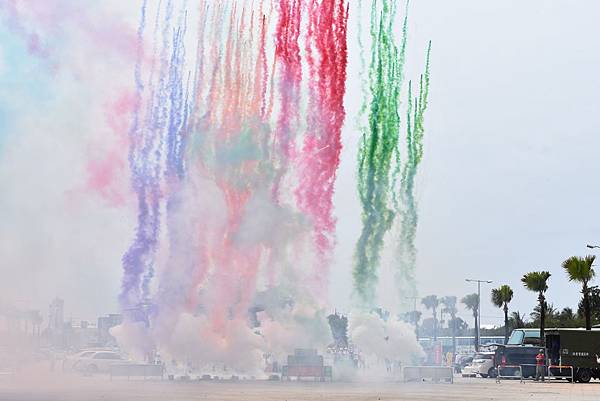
[{"xmin": 120, "ymin": 0, "xmax": 175, "ymax": 317}]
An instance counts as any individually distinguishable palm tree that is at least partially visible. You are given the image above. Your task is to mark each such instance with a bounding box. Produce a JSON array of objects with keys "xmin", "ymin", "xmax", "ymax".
[
  {"xmin": 421, "ymin": 295, "xmax": 439, "ymax": 340},
  {"xmin": 441, "ymin": 296, "xmax": 458, "ymax": 355},
  {"xmin": 509, "ymin": 311, "xmax": 526, "ymax": 329},
  {"xmin": 521, "ymin": 271, "xmax": 551, "ymax": 345},
  {"xmin": 491, "ymin": 285, "xmax": 514, "ymax": 344},
  {"xmin": 462, "ymin": 293, "xmax": 479, "ymax": 351},
  {"xmin": 562, "ymin": 255, "xmax": 596, "ymax": 330}
]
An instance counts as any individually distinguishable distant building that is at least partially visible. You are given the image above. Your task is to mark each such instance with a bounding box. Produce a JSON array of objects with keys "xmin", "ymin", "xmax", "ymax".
[
  {"xmin": 48, "ymin": 298, "xmax": 64, "ymax": 333},
  {"xmin": 97, "ymin": 314, "xmax": 122, "ymax": 346}
]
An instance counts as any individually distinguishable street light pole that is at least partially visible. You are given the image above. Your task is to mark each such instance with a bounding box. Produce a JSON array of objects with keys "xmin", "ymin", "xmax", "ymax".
[
  {"xmin": 587, "ymin": 244, "xmax": 600, "ymax": 249},
  {"xmin": 466, "ymin": 278, "xmax": 492, "ymax": 352}
]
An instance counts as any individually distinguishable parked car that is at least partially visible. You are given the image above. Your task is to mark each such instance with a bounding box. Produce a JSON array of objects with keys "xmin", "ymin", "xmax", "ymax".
[
  {"xmin": 73, "ymin": 351, "xmax": 128, "ymax": 374},
  {"xmin": 454, "ymin": 354, "xmax": 473, "ymax": 373},
  {"xmin": 461, "ymin": 352, "xmax": 496, "ymax": 378},
  {"xmin": 62, "ymin": 350, "xmax": 98, "ymax": 371}
]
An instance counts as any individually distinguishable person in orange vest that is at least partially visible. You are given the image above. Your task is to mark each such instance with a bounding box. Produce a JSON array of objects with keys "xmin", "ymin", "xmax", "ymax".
[{"xmin": 535, "ymin": 349, "xmax": 545, "ymax": 381}]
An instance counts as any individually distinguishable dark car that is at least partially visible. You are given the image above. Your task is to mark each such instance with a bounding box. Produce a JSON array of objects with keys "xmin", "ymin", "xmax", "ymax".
[{"xmin": 494, "ymin": 345, "xmax": 540, "ymax": 378}]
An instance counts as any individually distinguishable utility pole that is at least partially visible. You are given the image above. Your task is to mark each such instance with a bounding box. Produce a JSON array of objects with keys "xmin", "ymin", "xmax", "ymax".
[{"xmin": 466, "ymin": 278, "xmax": 492, "ymax": 352}]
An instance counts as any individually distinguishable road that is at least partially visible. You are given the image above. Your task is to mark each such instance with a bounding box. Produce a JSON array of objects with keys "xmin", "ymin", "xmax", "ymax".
[{"xmin": 3, "ymin": 373, "xmax": 600, "ymax": 401}]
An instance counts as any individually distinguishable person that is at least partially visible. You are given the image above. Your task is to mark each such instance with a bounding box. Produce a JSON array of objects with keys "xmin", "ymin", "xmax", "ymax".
[{"xmin": 535, "ymin": 348, "xmax": 545, "ymax": 381}]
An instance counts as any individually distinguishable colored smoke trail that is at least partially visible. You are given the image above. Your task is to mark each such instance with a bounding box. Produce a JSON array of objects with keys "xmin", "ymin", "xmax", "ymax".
[
  {"xmin": 296, "ymin": 0, "xmax": 349, "ymax": 284},
  {"xmin": 396, "ymin": 42, "xmax": 431, "ymax": 305},
  {"xmin": 272, "ymin": 0, "xmax": 302, "ymax": 200},
  {"xmin": 353, "ymin": 0, "xmax": 407, "ymax": 307}
]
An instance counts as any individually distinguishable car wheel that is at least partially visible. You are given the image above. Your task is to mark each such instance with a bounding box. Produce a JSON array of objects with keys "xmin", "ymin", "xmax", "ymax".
[
  {"xmin": 577, "ymin": 369, "xmax": 591, "ymax": 383},
  {"xmin": 488, "ymin": 367, "xmax": 497, "ymax": 378},
  {"xmin": 480, "ymin": 373, "xmax": 488, "ymax": 378},
  {"xmin": 86, "ymin": 364, "xmax": 99, "ymax": 375}
]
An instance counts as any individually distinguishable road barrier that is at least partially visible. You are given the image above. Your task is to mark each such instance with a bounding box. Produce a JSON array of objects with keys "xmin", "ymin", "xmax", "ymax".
[
  {"xmin": 110, "ymin": 364, "xmax": 164, "ymax": 380},
  {"xmin": 547, "ymin": 365, "xmax": 574, "ymax": 382},
  {"xmin": 403, "ymin": 366, "xmax": 453, "ymax": 383},
  {"xmin": 495, "ymin": 365, "xmax": 523, "ymax": 383}
]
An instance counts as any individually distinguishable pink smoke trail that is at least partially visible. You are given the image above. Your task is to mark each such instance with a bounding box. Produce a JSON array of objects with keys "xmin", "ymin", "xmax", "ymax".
[
  {"xmin": 271, "ymin": 0, "xmax": 303, "ymax": 200},
  {"xmin": 296, "ymin": 0, "xmax": 349, "ymax": 286}
]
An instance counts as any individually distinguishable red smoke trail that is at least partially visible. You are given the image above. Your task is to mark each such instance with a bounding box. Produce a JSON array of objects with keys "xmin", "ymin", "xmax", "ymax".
[
  {"xmin": 296, "ymin": 0, "xmax": 349, "ymax": 286},
  {"xmin": 187, "ymin": 2, "xmax": 270, "ymax": 334},
  {"xmin": 272, "ymin": 0, "xmax": 303, "ymax": 200}
]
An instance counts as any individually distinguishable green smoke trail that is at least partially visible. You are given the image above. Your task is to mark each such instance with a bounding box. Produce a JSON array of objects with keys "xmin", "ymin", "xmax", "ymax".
[
  {"xmin": 396, "ymin": 42, "xmax": 431, "ymax": 307},
  {"xmin": 353, "ymin": 0, "xmax": 408, "ymax": 307}
]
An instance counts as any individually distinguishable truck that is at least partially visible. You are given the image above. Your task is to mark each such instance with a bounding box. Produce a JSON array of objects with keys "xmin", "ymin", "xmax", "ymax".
[{"xmin": 545, "ymin": 328, "xmax": 600, "ymax": 383}]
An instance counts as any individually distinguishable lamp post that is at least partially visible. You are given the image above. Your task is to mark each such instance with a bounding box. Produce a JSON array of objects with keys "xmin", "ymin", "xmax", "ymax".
[
  {"xmin": 465, "ymin": 278, "xmax": 493, "ymax": 352},
  {"xmin": 587, "ymin": 244, "xmax": 600, "ymax": 249}
]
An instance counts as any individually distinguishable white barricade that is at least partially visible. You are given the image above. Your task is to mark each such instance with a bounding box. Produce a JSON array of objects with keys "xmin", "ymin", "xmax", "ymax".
[
  {"xmin": 403, "ymin": 366, "xmax": 453, "ymax": 383},
  {"xmin": 496, "ymin": 365, "xmax": 523, "ymax": 383},
  {"xmin": 547, "ymin": 365, "xmax": 574, "ymax": 382}
]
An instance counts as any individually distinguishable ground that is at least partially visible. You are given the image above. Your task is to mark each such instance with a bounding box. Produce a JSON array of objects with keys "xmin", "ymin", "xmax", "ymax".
[{"xmin": 3, "ymin": 373, "xmax": 600, "ymax": 401}]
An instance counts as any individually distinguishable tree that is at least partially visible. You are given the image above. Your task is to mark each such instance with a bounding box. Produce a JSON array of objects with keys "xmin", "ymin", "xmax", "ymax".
[
  {"xmin": 578, "ymin": 287, "xmax": 600, "ymax": 323},
  {"xmin": 421, "ymin": 295, "xmax": 439, "ymax": 340},
  {"xmin": 521, "ymin": 271, "xmax": 551, "ymax": 345},
  {"xmin": 402, "ymin": 310, "xmax": 422, "ymax": 339},
  {"xmin": 558, "ymin": 307, "xmax": 577, "ymax": 327},
  {"xmin": 448, "ymin": 316, "xmax": 468, "ymax": 335},
  {"xmin": 509, "ymin": 311, "xmax": 526, "ymax": 329},
  {"xmin": 491, "ymin": 285, "xmax": 514, "ymax": 344},
  {"xmin": 462, "ymin": 293, "xmax": 479, "ymax": 351},
  {"xmin": 327, "ymin": 313, "xmax": 348, "ymax": 347},
  {"xmin": 562, "ymin": 255, "xmax": 596, "ymax": 330},
  {"xmin": 441, "ymin": 296, "xmax": 458, "ymax": 355}
]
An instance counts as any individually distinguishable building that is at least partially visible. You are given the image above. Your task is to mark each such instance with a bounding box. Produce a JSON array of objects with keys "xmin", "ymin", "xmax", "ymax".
[{"xmin": 97, "ymin": 314, "xmax": 122, "ymax": 346}]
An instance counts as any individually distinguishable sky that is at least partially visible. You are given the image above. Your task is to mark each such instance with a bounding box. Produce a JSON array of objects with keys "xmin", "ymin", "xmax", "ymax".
[{"xmin": 1, "ymin": 0, "xmax": 600, "ymax": 329}]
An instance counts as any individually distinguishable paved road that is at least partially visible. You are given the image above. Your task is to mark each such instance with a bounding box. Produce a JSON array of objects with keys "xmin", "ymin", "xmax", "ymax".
[{"xmin": 3, "ymin": 374, "xmax": 600, "ymax": 401}]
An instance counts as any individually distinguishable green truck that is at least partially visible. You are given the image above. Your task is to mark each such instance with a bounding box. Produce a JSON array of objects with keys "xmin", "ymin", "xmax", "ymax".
[{"xmin": 545, "ymin": 328, "xmax": 600, "ymax": 383}]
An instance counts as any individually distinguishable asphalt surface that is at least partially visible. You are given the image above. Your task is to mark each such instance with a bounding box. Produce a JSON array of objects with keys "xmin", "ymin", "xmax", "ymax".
[{"xmin": 3, "ymin": 373, "xmax": 600, "ymax": 401}]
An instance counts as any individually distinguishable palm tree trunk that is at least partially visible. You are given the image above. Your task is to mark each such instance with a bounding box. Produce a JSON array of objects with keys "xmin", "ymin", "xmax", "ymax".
[
  {"xmin": 433, "ymin": 309, "xmax": 437, "ymax": 341},
  {"xmin": 539, "ymin": 293, "xmax": 546, "ymax": 346},
  {"xmin": 451, "ymin": 314, "xmax": 456, "ymax": 356},
  {"xmin": 583, "ymin": 283, "xmax": 591, "ymax": 330},
  {"xmin": 503, "ymin": 303, "xmax": 509, "ymax": 344}
]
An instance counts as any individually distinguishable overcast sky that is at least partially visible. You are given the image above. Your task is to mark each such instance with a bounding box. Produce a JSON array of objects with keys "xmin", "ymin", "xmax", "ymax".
[
  {"xmin": 1, "ymin": 1, "xmax": 600, "ymax": 329},
  {"xmin": 332, "ymin": 0, "xmax": 600, "ymax": 325}
]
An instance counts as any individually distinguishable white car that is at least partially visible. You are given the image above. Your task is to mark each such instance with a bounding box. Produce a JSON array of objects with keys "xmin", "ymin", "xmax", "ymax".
[
  {"xmin": 63, "ymin": 350, "xmax": 99, "ymax": 371},
  {"xmin": 73, "ymin": 351, "xmax": 129, "ymax": 374},
  {"xmin": 461, "ymin": 352, "xmax": 496, "ymax": 378}
]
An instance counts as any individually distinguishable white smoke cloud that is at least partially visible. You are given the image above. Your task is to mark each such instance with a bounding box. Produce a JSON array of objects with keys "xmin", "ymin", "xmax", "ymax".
[{"xmin": 349, "ymin": 312, "xmax": 424, "ymax": 365}]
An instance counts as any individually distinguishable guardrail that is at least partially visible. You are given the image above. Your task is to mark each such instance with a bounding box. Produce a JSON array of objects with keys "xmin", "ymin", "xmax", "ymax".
[
  {"xmin": 547, "ymin": 365, "xmax": 574, "ymax": 383},
  {"xmin": 109, "ymin": 364, "xmax": 164, "ymax": 381},
  {"xmin": 403, "ymin": 366, "xmax": 453, "ymax": 383},
  {"xmin": 495, "ymin": 365, "xmax": 523, "ymax": 383}
]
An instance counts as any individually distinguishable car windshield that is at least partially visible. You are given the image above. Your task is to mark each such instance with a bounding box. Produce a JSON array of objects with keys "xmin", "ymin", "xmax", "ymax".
[
  {"xmin": 507, "ymin": 330, "xmax": 540, "ymax": 345},
  {"xmin": 507, "ymin": 330, "xmax": 525, "ymax": 344}
]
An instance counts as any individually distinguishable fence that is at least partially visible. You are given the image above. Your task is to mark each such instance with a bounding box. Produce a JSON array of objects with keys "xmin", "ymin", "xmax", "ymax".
[
  {"xmin": 403, "ymin": 366, "xmax": 453, "ymax": 383},
  {"xmin": 495, "ymin": 365, "xmax": 523, "ymax": 383},
  {"xmin": 547, "ymin": 365, "xmax": 574, "ymax": 382},
  {"xmin": 109, "ymin": 364, "xmax": 164, "ymax": 380}
]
